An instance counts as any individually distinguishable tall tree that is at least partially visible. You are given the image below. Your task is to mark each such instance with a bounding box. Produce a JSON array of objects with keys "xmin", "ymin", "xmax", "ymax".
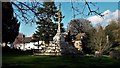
[
  {"xmin": 10, "ymin": 0, "xmax": 103, "ymax": 24},
  {"xmin": 68, "ymin": 18, "xmax": 93, "ymax": 35},
  {"xmin": 33, "ymin": 2, "xmax": 64, "ymax": 44},
  {"xmin": 113, "ymin": 29, "xmax": 120, "ymax": 45},
  {"xmin": 2, "ymin": 2, "xmax": 20, "ymax": 46},
  {"xmin": 91, "ymin": 25, "xmax": 112, "ymax": 57},
  {"xmin": 105, "ymin": 20, "xmax": 120, "ymax": 47},
  {"xmin": 83, "ymin": 27, "xmax": 96, "ymax": 54},
  {"xmin": 67, "ymin": 18, "xmax": 93, "ymax": 53},
  {"xmin": 35, "ymin": 20, "xmax": 58, "ymax": 44}
]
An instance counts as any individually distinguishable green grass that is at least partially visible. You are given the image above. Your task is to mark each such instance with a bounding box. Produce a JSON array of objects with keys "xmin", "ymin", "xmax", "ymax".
[{"xmin": 2, "ymin": 53, "xmax": 120, "ymax": 68}]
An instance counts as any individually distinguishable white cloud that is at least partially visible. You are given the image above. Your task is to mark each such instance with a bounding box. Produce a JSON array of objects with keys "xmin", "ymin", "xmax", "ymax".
[
  {"xmin": 87, "ymin": 9, "xmax": 119, "ymax": 26},
  {"xmin": 87, "ymin": 15, "xmax": 103, "ymax": 24}
]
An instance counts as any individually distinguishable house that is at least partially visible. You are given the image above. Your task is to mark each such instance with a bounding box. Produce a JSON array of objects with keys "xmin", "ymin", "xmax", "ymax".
[
  {"xmin": 74, "ymin": 33, "xmax": 85, "ymax": 51},
  {"xmin": 19, "ymin": 37, "xmax": 44, "ymax": 50},
  {"xmin": 13, "ymin": 33, "xmax": 42, "ymax": 50},
  {"xmin": 65, "ymin": 30, "xmax": 85, "ymax": 51},
  {"xmin": 13, "ymin": 33, "xmax": 25, "ymax": 48}
]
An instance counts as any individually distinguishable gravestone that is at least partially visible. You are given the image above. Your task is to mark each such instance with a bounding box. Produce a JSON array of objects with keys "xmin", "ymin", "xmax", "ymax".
[{"xmin": 109, "ymin": 50, "xmax": 120, "ymax": 59}]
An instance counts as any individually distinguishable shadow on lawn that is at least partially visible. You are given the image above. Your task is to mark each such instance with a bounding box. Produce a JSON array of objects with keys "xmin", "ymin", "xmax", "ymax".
[
  {"xmin": 2, "ymin": 46, "xmax": 33, "ymax": 56},
  {"xmin": 2, "ymin": 47, "xmax": 120, "ymax": 68}
]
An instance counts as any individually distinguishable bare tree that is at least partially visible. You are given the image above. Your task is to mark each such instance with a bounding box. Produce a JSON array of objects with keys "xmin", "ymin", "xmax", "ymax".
[
  {"xmin": 70, "ymin": 0, "xmax": 104, "ymax": 18},
  {"xmin": 11, "ymin": 0, "xmax": 103, "ymax": 24},
  {"xmin": 12, "ymin": 2, "xmax": 43, "ymax": 24},
  {"xmin": 92, "ymin": 25, "xmax": 112, "ymax": 57}
]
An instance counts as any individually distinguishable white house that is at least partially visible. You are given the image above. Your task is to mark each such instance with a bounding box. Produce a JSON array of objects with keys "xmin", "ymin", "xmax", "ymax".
[{"xmin": 13, "ymin": 33, "xmax": 44, "ymax": 51}]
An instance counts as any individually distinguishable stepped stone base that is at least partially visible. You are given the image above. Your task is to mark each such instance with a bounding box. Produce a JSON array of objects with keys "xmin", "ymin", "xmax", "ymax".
[
  {"xmin": 32, "ymin": 32, "xmax": 84, "ymax": 56},
  {"xmin": 33, "ymin": 52, "xmax": 61, "ymax": 56}
]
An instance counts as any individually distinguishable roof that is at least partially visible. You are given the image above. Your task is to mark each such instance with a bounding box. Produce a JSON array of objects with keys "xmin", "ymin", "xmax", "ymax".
[
  {"xmin": 23, "ymin": 37, "xmax": 32, "ymax": 43},
  {"xmin": 75, "ymin": 33, "xmax": 85, "ymax": 40}
]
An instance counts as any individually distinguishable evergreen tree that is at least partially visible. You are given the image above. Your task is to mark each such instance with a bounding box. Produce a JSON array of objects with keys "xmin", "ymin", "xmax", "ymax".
[
  {"xmin": 2, "ymin": 2, "xmax": 20, "ymax": 46},
  {"xmin": 105, "ymin": 20, "xmax": 120, "ymax": 47},
  {"xmin": 33, "ymin": 2, "xmax": 64, "ymax": 44}
]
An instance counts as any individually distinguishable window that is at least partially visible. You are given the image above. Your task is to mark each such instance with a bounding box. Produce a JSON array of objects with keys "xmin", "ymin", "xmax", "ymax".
[{"xmin": 76, "ymin": 43, "xmax": 78, "ymax": 46}]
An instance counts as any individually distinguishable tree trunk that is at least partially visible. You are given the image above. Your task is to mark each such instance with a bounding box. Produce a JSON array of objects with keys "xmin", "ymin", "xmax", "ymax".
[
  {"xmin": 95, "ymin": 51, "xmax": 103, "ymax": 58},
  {"xmin": 5, "ymin": 42, "xmax": 7, "ymax": 47},
  {"xmin": 23, "ymin": 43, "xmax": 25, "ymax": 51}
]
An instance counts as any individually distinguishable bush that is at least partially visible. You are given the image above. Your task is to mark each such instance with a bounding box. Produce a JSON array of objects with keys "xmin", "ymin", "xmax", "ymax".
[{"xmin": 109, "ymin": 50, "xmax": 120, "ymax": 59}]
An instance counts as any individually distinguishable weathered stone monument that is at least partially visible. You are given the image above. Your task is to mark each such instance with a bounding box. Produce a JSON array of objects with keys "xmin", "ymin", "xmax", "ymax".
[{"xmin": 33, "ymin": 3, "xmax": 83, "ymax": 56}]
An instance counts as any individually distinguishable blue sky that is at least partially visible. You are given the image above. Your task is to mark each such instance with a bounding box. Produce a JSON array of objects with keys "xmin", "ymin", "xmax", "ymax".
[{"xmin": 19, "ymin": 2, "xmax": 119, "ymax": 36}]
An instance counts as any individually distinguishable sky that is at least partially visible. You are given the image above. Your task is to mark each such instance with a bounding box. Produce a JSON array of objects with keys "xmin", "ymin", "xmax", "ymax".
[{"xmin": 18, "ymin": 2, "xmax": 119, "ymax": 37}]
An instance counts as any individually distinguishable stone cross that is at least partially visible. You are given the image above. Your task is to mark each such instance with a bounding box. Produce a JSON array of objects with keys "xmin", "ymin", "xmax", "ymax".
[
  {"xmin": 58, "ymin": 3, "xmax": 61, "ymax": 34},
  {"xmin": 53, "ymin": 3, "xmax": 65, "ymax": 42}
]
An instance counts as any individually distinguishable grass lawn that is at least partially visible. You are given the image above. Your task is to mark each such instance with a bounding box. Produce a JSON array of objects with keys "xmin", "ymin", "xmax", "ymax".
[{"xmin": 2, "ymin": 51, "xmax": 120, "ymax": 68}]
